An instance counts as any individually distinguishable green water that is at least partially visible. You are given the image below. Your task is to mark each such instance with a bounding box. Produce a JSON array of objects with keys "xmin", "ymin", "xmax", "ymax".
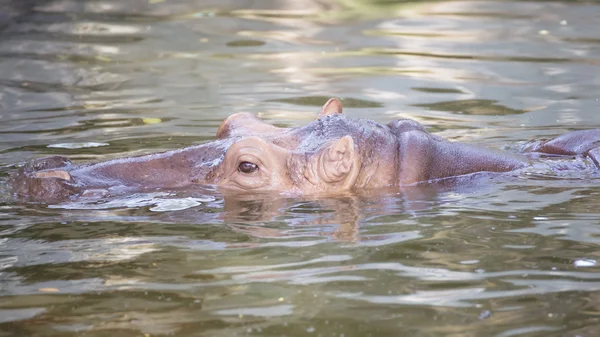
[{"xmin": 2, "ymin": 0, "xmax": 600, "ymax": 336}]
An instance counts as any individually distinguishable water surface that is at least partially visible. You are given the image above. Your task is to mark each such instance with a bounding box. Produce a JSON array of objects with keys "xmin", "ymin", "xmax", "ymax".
[{"xmin": 2, "ymin": 0, "xmax": 600, "ymax": 336}]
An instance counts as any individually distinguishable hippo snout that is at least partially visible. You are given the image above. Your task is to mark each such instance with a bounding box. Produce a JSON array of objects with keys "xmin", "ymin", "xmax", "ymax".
[{"xmin": 10, "ymin": 156, "xmax": 81, "ymax": 201}]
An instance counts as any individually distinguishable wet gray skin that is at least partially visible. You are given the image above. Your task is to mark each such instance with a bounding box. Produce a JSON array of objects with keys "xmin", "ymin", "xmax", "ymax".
[
  {"xmin": 10, "ymin": 98, "xmax": 600, "ymax": 202},
  {"xmin": 5, "ymin": 2, "xmax": 600, "ymax": 336}
]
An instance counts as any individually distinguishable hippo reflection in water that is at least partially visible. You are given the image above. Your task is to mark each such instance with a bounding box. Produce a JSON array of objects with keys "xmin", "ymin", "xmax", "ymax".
[{"xmin": 10, "ymin": 98, "xmax": 600, "ymax": 202}]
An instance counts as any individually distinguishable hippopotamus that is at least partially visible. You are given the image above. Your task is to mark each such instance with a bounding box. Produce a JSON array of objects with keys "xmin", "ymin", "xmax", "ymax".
[{"xmin": 9, "ymin": 98, "xmax": 600, "ymax": 202}]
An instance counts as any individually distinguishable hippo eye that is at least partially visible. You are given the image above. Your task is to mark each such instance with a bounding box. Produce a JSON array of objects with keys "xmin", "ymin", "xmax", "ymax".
[{"xmin": 238, "ymin": 161, "xmax": 258, "ymax": 174}]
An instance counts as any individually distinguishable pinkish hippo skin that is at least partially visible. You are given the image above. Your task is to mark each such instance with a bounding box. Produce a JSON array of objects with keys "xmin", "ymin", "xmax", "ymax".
[{"xmin": 9, "ymin": 98, "xmax": 600, "ymax": 202}]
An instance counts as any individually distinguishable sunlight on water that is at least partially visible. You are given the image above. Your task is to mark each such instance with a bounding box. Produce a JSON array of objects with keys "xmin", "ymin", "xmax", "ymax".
[
  {"xmin": 47, "ymin": 142, "xmax": 110, "ymax": 149},
  {"xmin": 2, "ymin": 0, "xmax": 600, "ymax": 336},
  {"xmin": 49, "ymin": 192, "xmax": 216, "ymax": 211}
]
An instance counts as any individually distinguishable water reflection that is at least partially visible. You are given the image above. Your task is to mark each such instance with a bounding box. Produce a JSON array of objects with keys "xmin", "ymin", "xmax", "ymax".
[
  {"xmin": 414, "ymin": 99, "xmax": 526, "ymax": 116},
  {"xmin": 4, "ymin": 0, "xmax": 600, "ymax": 336}
]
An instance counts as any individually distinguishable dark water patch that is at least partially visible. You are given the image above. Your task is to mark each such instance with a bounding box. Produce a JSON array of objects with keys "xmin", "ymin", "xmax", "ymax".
[
  {"xmin": 0, "ymin": 51, "xmax": 130, "ymax": 65},
  {"xmin": 227, "ymin": 8, "xmax": 320, "ymax": 20},
  {"xmin": 226, "ymin": 39, "xmax": 265, "ymax": 47},
  {"xmin": 561, "ymin": 37, "xmax": 600, "ymax": 45},
  {"xmin": 2, "ymin": 32, "xmax": 146, "ymax": 45},
  {"xmin": 278, "ymin": 66, "xmax": 434, "ymax": 78},
  {"xmin": 424, "ymin": 11, "xmax": 536, "ymax": 20},
  {"xmin": 412, "ymin": 87, "xmax": 465, "ymax": 94},
  {"xmin": 269, "ymin": 96, "xmax": 383, "ymax": 108},
  {"xmin": 363, "ymin": 47, "xmax": 579, "ymax": 63},
  {"xmin": 0, "ymin": 78, "xmax": 127, "ymax": 94},
  {"xmin": 363, "ymin": 29, "xmax": 460, "ymax": 38},
  {"xmin": 0, "ymin": 117, "xmax": 176, "ymax": 135},
  {"xmin": 414, "ymin": 99, "xmax": 526, "ymax": 116}
]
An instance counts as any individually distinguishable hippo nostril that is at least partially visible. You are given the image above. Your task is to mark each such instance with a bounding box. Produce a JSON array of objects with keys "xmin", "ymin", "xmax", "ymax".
[{"xmin": 34, "ymin": 170, "xmax": 72, "ymax": 181}]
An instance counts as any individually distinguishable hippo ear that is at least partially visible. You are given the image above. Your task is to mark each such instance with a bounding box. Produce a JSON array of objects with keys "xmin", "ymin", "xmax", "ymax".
[
  {"xmin": 319, "ymin": 136, "xmax": 357, "ymax": 184},
  {"xmin": 319, "ymin": 98, "xmax": 343, "ymax": 117}
]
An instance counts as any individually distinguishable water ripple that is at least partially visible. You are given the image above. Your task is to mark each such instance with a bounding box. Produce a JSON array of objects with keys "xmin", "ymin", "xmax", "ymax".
[{"xmin": 2, "ymin": 0, "xmax": 600, "ymax": 335}]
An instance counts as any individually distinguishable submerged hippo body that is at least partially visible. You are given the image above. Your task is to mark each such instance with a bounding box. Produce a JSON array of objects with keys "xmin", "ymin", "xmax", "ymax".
[{"xmin": 10, "ymin": 98, "xmax": 600, "ymax": 202}]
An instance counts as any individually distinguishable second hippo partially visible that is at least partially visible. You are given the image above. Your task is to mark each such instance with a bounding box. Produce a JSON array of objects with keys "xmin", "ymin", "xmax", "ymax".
[{"xmin": 10, "ymin": 98, "xmax": 600, "ymax": 202}]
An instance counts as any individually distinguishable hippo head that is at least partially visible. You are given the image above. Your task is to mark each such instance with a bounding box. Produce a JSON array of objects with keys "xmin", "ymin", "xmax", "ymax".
[
  {"xmin": 206, "ymin": 133, "xmax": 360, "ymax": 194},
  {"xmin": 202, "ymin": 98, "xmax": 386, "ymax": 195},
  {"xmin": 12, "ymin": 98, "xmax": 409, "ymax": 201}
]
